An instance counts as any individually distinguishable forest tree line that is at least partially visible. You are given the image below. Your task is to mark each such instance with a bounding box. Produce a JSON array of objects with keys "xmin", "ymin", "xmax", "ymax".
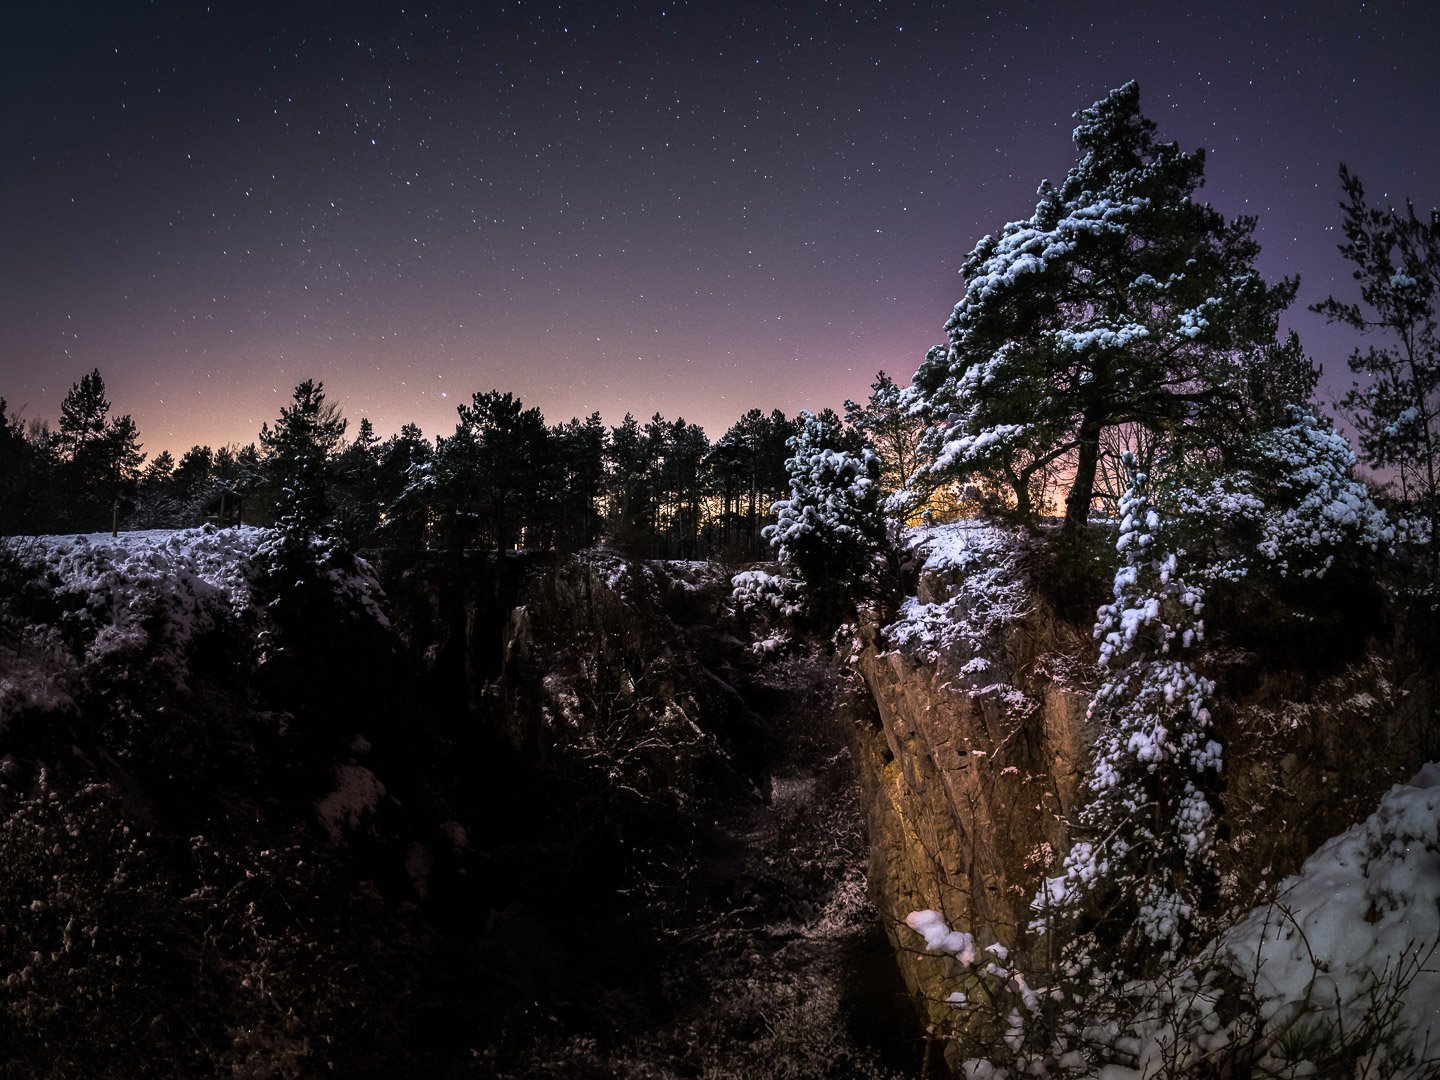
[{"xmin": 0, "ymin": 368, "xmax": 925, "ymax": 562}]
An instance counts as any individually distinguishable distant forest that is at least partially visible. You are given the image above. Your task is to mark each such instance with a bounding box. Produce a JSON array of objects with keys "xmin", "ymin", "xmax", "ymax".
[{"xmin": 0, "ymin": 369, "xmax": 919, "ymax": 560}]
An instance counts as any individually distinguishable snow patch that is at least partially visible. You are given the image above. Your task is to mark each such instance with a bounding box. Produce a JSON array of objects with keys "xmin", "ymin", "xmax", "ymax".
[{"xmin": 315, "ymin": 764, "xmax": 387, "ymax": 841}]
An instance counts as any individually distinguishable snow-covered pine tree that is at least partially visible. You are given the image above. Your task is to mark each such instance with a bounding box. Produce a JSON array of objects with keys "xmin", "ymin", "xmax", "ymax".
[
  {"xmin": 766, "ymin": 410, "xmax": 884, "ymax": 628},
  {"xmin": 1034, "ymin": 456, "xmax": 1220, "ymax": 965},
  {"xmin": 1168, "ymin": 407, "xmax": 1393, "ymax": 584},
  {"xmin": 911, "ymin": 82, "xmax": 1300, "ymax": 534}
]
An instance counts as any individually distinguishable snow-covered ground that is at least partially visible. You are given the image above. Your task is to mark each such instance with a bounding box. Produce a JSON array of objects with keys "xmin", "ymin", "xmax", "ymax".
[
  {"xmin": 1219, "ymin": 765, "xmax": 1440, "ymax": 1075},
  {"xmin": 32, "ymin": 525, "xmax": 264, "ymax": 625},
  {"xmin": 883, "ymin": 520, "xmax": 1030, "ymax": 662},
  {"xmin": 0, "ymin": 527, "xmax": 268, "ymax": 722},
  {"xmin": 0, "ymin": 526, "xmax": 388, "ymax": 725},
  {"xmin": 909, "ymin": 765, "xmax": 1440, "ymax": 1078}
]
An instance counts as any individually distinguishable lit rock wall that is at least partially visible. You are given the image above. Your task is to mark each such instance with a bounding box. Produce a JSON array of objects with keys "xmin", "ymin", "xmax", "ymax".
[{"xmin": 839, "ymin": 552, "xmax": 1437, "ymax": 1045}]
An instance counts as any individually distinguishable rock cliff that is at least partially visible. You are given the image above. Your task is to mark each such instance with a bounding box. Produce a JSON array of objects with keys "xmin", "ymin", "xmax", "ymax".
[{"xmin": 837, "ymin": 523, "xmax": 1438, "ymax": 1051}]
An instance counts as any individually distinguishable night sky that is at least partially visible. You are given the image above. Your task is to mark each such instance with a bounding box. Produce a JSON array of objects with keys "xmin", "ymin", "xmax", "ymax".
[{"xmin": 3, "ymin": 1, "xmax": 1438, "ymax": 457}]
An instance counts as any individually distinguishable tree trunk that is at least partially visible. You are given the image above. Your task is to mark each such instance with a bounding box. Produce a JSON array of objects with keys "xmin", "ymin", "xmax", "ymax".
[
  {"xmin": 747, "ymin": 476, "xmax": 758, "ymax": 555},
  {"xmin": 1007, "ymin": 464, "xmax": 1035, "ymax": 528},
  {"xmin": 1063, "ymin": 410, "xmax": 1106, "ymax": 535}
]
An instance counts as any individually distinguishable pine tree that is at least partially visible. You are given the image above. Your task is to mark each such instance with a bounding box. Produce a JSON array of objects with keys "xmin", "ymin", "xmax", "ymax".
[
  {"xmin": 606, "ymin": 412, "xmax": 658, "ymax": 552},
  {"xmin": 552, "ymin": 413, "xmax": 606, "ymax": 551},
  {"xmin": 52, "ymin": 370, "xmax": 150, "ymax": 528},
  {"xmin": 259, "ymin": 380, "xmax": 347, "ymax": 537},
  {"xmin": 375, "ymin": 423, "xmax": 435, "ymax": 555},
  {"xmin": 130, "ymin": 450, "xmax": 181, "ymax": 528},
  {"xmin": 766, "ymin": 411, "xmax": 884, "ymax": 628},
  {"xmin": 175, "ymin": 445, "xmax": 213, "ymax": 487},
  {"xmin": 106, "ymin": 414, "xmax": 145, "ymax": 489},
  {"xmin": 55, "ymin": 369, "xmax": 114, "ymax": 527},
  {"xmin": 711, "ymin": 408, "xmax": 801, "ymax": 556},
  {"xmin": 1034, "ymin": 457, "xmax": 1220, "ymax": 965},
  {"xmin": 912, "ymin": 82, "xmax": 1299, "ymax": 534},
  {"xmin": 55, "ymin": 369, "xmax": 111, "ymax": 472},
  {"xmin": 351, "ymin": 416, "xmax": 380, "ymax": 458},
  {"xmin": 333, "ymin": 417, "xmax": 386, "ymax": 546},
  {"xmin": 704, "ymin": 432, "xmax": 747, "ymax": 554},
  {"xmin": 143, "ymin": 450, "xmax": 176, "ymax": 486},
  {"xmin": 1313, "ymin": 166, "xmax": 1440, "ymax": 569},
  {"xmin": 0, "ymin": 399, "xmax": 45, "ymax": 534},
  {"xmin": 844, "ymin": 371, "xmax": 925, "ymax": 501},
  {"xmin": 454, "ymin": 390, "xmax": 551, "ymax": 551},
  {"xmin": 379, "ymin": 423, "xmax": 432, "ymax": 508},
  {"xmin": 659, "ymin": 417, "xmax": 709, "ymax": 557}
]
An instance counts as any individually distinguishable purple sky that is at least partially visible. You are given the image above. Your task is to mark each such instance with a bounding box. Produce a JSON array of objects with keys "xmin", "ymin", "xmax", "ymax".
[{"xmin": 3, "ymin": 1, "xmax": 1437, "ymax": 456}]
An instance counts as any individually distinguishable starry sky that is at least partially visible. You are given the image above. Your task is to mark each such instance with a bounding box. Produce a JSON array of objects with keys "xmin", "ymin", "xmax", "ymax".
[{"xmin": 3, "ymin": 1, "xmax": 1438, "ymax": 456}]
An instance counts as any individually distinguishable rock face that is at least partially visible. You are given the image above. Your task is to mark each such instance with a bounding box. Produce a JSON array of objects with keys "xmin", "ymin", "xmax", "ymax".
[
  {"xmin": 839, "ymin": 524, "xmax": 1439, "ymax": 1046},
  {"xmin": 840, "ymin": 595, "xmax": 1094, "ymax": 1035}
]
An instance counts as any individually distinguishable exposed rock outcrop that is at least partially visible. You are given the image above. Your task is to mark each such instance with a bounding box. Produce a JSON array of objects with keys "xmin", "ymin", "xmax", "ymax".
[
  {"xmin": 839, "ymin": 524, "xmax": 1439, "ymax": 1047},
  {"xmin": 839, "ymin": 592, "xmax": 1093, "ymax": 1033}
]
